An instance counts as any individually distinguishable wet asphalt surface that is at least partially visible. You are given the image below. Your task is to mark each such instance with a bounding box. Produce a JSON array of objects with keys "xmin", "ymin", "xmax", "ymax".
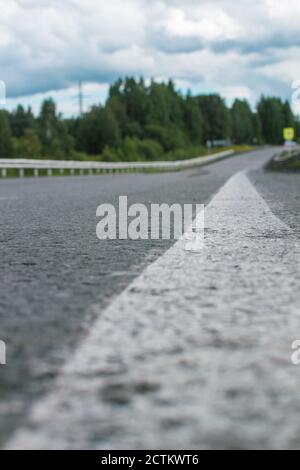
[{"xmin": 0, "ymin": 147, "xmax": 299, "ymax": 448}]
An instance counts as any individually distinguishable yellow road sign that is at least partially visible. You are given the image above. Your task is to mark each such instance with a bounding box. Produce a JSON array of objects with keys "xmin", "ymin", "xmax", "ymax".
[{"xmin": 283, "ymin": 128, "xmax": 295, "ymax": 141}]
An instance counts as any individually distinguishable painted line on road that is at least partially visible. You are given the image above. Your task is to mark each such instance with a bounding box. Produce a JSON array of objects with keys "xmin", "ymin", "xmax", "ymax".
[{"xmin": 5, "ymin": 171, "xmax": 300, "ymax": 450}]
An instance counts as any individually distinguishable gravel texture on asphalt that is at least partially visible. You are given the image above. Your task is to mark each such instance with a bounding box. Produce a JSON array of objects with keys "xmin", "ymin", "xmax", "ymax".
[{"xmin": 2, "ymin": 148, "xmax": 299, "ymax": 449}]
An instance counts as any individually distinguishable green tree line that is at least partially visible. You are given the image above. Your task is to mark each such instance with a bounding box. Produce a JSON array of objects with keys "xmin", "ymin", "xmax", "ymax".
[{"xmin": 0, "ymin": 78, "xmax": 299, "ymax": 161}]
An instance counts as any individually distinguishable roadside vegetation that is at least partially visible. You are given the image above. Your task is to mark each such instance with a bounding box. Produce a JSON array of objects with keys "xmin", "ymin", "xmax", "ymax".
[
  {"xmin": 267, "ymin": 149, "xmax": 300, "ymax": 172},
  {"xmin": 0, "ymin": 78, "xmax": 299, "ymax": 162}
]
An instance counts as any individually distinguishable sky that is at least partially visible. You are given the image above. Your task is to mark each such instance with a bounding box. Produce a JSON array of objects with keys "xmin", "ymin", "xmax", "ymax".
[{"xmin": 1, "ymin": 0, "xmax": 300, "ymax": 116}]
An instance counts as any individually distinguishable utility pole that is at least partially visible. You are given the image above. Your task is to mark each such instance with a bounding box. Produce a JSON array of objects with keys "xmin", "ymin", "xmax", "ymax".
[{"xmin": 73, "ymin": 81, "xmax": 90, "ymax": 117}]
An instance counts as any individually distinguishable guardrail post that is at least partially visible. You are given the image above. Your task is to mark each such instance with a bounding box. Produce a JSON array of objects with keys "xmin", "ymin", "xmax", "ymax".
[
  {"xmin": 34, "ymin": 169, "xmax": 39, "ymax": 177},
  {"xmin": 1, "ymin": 168, "xmax": 7, "ymax": 178},
  {"xmin": 47, "ymin": 169, "xmax": 52, "ymax": 177},
  {"xmin": 19, "ymin": 168, "xmax": 24, "ymax": 178}
]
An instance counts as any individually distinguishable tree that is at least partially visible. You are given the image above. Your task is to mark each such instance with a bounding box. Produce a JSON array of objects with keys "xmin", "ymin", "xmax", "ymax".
[
  {"xmin": 14, "ymin": 129, "xmax": 42, "ymax": 158},
  {"xmin": 0, "ymin": 111, "xmax": 13, "ymax": 157},
  {"xmin": 3, "ymin": 77, "xmax": 298, "ymax": 162},
  {"xmin": 123, "ymin": 77, "xmax": 149, "ymax": 128},
  {"xmin": 257, "ymin": 97, "xmax": 284, "ymax": 144},
  {"xmin": 184, "ymin": 96, "xmax": 204, "ymax": 145},
  {"xmin": 197, "ymin": 95, "xmax": 230, "ymax": 142},
  {"xmin": 231, "ymin": 99, "xmax": 254, "ymax": 144},
  {"xmin": 145, "ymin": 124, "xmax": 187, "ymax": 151},
  {"xmin": 76, "ymin": 106, "xmax": 120, "ymax": 155},
  {"xmin": 252, "ymin": 113, "xmax": 262, "ymax": 144},
  {"xmin": 282, "ymin": 100, "xmax": 295, "ymax": 128},
  {"xmin": 106, "ymin": 95, "xmax": 128, "ymax": 139},
  {"xmin": 295, "ymin": 117, "xmax": 300, "ymax": 142},
  {"xmin": 9, "ymin": 105, "xmax": 34, "ymax": 138},
  {"xmin": 38, "ymin": 99, "xmax": 73, "ymax": 158},
  {"xmin": 147, "ymin": 80, "xmax": 184, "ymax": 129}
]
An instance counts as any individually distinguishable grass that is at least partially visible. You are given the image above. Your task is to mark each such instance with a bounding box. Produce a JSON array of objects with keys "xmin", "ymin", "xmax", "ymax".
[
  {"xmin": 267, "ymin": 149, "xmax": 300, "ymax": 172},
  {"xmin": 81, "ymin": 145, "xmax": 254, "ymax": 163}
]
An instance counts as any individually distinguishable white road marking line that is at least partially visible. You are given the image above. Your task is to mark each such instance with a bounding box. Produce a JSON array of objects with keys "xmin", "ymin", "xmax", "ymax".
[{"xmin": 5, "ymin": 171, "xmax": 300, "ymax": 450}]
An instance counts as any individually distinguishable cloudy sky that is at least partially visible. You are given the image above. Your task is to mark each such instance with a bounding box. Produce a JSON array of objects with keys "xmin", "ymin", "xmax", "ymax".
[{"xmin": 1, "ymin": 0, "xmax": 300, "ymax": 115}]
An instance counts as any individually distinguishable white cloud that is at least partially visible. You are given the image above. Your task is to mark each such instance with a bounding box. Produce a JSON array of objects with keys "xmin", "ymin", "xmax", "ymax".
[
  {"xmin": 162, "ymin": 7, "xmax": 242, "ymax": 41},
  {"xmin": 266, "ymin": 0, "xmax": 300, "ymax": 24},
  {"xmin": 0, "ymin": 0, "xmax": 299, "ymax": 115},
  {"xmin": 260, "ymin": 47, "xmax": 300, "ymax": 85}
]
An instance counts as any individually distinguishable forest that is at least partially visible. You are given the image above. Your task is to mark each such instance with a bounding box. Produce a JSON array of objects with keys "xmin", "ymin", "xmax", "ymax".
[{"xmin": 0, "ymin": 78, "xmax": 298, "ymax": 162}]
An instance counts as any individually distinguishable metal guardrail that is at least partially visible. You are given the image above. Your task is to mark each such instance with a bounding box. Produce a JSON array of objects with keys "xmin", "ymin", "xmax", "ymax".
[{"xmin": 0, "ymin": 150, "xmax": 234, "ymax": 178}]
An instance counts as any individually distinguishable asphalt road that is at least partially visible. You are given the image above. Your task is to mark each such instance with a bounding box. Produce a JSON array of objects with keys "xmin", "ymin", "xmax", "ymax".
[{"xmin": 1, "ymin": 147, "xmax": 299, "ymax": 449}]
